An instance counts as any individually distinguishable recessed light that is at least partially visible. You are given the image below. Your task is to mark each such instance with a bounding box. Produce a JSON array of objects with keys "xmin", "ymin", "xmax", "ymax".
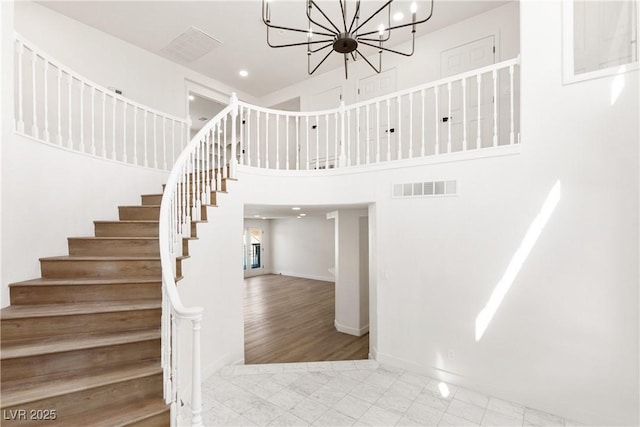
[
  {"xmin": 253, "ymin": 215, "xmax": 260, "ymax": 218},
  {"xmin": 393, "ymin": 12, "xmax": 404, "ymax": 21},
  {"xmin": 296, "ymin": 216, "xmax": 302, "ymax": 219},
  {"xmin": 239, "ymin": 69, "xmax": 249, "ymax": 77},
  {"xmin": 292, "ymin": 207, "xmax": 301, "ymax": 211},
  {"xmin": 188, "ymin": 95, "xmax": 195, "ymax": 101},
  {"xmin": 300, "ymin": 213, "xmax": 306, "ymax": 217}
]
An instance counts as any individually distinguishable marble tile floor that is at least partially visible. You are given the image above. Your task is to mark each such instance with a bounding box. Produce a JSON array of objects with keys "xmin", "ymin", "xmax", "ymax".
[{"xmin": 179, "ymin": 360, "xmax": 585, "ymax": 427}]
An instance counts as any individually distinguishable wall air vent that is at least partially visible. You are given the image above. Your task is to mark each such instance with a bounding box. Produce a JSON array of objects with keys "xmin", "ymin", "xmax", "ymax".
[
  {"xmin": 392, "ymin": 180, "xmax": 458, "ymax": 198},
  {"xmin": 160, "ymin": 26, "xmax": 222, "ymax": 63}
]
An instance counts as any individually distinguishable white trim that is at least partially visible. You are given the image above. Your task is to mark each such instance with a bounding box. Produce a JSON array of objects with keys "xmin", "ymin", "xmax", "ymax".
[
  {"xmin": 334, "ymin": 319, "xmax": 369, "ymax": 337},
  {"xmin": 562, "ymin": 0, "xmax": 640, "ymax": 85}
]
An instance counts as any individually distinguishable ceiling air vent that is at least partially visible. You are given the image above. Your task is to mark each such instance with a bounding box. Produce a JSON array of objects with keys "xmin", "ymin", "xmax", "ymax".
[{"xmin": 160, "ymin": 26, "xmax": 222, "ymax": 63}]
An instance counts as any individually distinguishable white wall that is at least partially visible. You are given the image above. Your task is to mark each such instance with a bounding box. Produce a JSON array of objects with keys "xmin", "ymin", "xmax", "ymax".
[
  {"xmin": 178, "ymin": 183, "xmax": 245, "ymax": 388},
  {"xmin": 243, "ymin": 218, "xmax": 272, "ymax": 276},
  {"xmin": 259, "ymin": 2, "xmax": 520, "ymax": 110},
  {"xmin": 13, "ymin": 1, "xmax": 258, "ymax": 119},
  {"xmin": 1, "ymin": 136, "xmax": 169, "ymax": 307},
  {"xmin": 271, "ymin": 216, "xmax": 335, "ymax": 282}
]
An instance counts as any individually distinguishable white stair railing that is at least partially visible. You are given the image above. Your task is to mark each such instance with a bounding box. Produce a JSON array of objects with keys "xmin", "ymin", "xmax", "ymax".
[
  {"xmin": 159, "ymin": 94, "xmax": 238, "ymax": 427},
  {"xmin": 14, "ymin": 34, "xmax": 188, "ymax": 170},
  {"xmin": 237, "ymin": 56, "xmax": 520, "ymax": 171}
]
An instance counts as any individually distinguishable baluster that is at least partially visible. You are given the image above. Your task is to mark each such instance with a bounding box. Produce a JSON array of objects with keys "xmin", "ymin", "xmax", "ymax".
[
  {"xmin": 31, "ymin": 50, "xmax": 39, "ymax": 139},
  {"xmin": 143, "ymin": 110, "xmax": 149, "ymax": 167},
  {"xmin": 56, "ymin": 66, "xmax": 62, "ymax": 144},
  {"xmin": 434, "ymin": 86, "xmax": 439, "ymax": 155},
  {"xmin": 16, "ymin": 41, "xmax": 25, "ymax": 133},
  {"xmin": 356, "ymin": 108, "xmax": 361, "ymax": 165},
  {"xmin": 339, "ymin": 101, "xmax": 345, "ymax": 168},
  {"xmin": 420, "ymin": 89, "xmax": 425, "ymax": 156},
  {"xmin": 305, "ymin": 116, "xmax": 310, "ymax": 170},
  {"xmin": 122, "ymin": 103, "xmax": 128, "ymax": 162},
  {"xmin": 376, "ymin": 102, "xmax": 380, "ymax": 163},
  {"xmin": 239, "ymin": 107, "xmax": 244, "ymax": 165},
  {"xmin": 477, "ymin": 74, "xmax": 482, "ymax": 149},
  {"xmin": 230, "ymin": 94, "xmax": 238, "ymax": 178},
  {"xmin": 462, "ymin": 78, "xmax": 467, "ymax": 151},
  {"xmin": 191, "ymin": 150, "xmax": 198, "ymax": 221},
  {"xmin": 171, "ymin": 317, "xmax": 180, "ymax": 423},
  {"xmin": 67, "ymin": 74, "xmax": 73, "ymax": 148},
  {"xmin": 397, "ymin": 96, "xmax": 402, "ymax": 160},
  {"xmin": 153, "ymin": 115, "xmax": 158, "ymax": 168},
  {"xmin": 447, "ymin": 82, "xmax": 452, "ymax": 153},
  {"xmin": 276, "ymin": 113, "xmax": 280, "ymax": 169},
  {"xmin": 296, "ymin": 116, "xmax": 300, "ymax": 170},
  {"xmin": 334, "ymin": 111, "xmax": 338, "ymax": 168},
  {"xmin": 79, "ymin": 83, "xmax": 85, "ymax": 151},
  {"xmin": 163, "ymin": 117, "xmax": 167, "ymax": 170},
  {"xmin": 101, "ymin": 91, "xmax": 106, "ymax": 157},
  {"xmin": 43, "ymin": 61, "xmax": 50, "ymax": 142},
  {"xmin": 493, "ymin": 69, "xmax": 498, "ymax": 147},
  {"xmin": 133, "ymin": 107, "xmax": 138, "ymax": 164},
  {"xmin": 205, "ymin": 131, "xmax": 211, "ymax": 204},
  {"xmin": 217, "ymin": 123, "xmax": 222, "ymax": 191},
  {"xmin": 509, "ymin": 65, "xmax": 515, "ymax": 145},
  {"xmin": 171, "ymin": 120, "xmax": 176, "ymax": 166},
  {"xmin": 386, "ymin": 99, "xmax": 391, "ymax": 161},
  {"xmin": 365, "ymin": 105, "xmax": 370, "ymax": 164},
  {"xmin": 111, "ymin": 96, "xmax": 116, "ymax": 160},
  {"xmin": 91, "ymin": 87, "xmax": 96, "ymax": 154},
  {"xmin": 256, "ymin": 111, "xmax": 261, "ymax": 168},
  {"xmin": 346, "ymin": 109, "xmax": 351, "ymax": 166},
  {"xmin": 408, "ymin": 93, "xmax": 413, "ymax": 158},
  {"xmin": 286, "ymin": 115, "xmax": 290, "ymax": 170},
  {"xmin": 325, "ymin": 114, "xmax": 329, "ymax": 170},
  {"xmin": 223, "ymin": 116, "xmax": 228, "ymax": 178},
  {"xmin": 265, "ymin": 112, "xmax": 269, "ymax": 169},
  {"xmin": 247, "ymin": 109, "xmax": 252, "ymax": 167},
  {"xmin": 315, "ymin": 114, "xmax": 319, "ymax": 170}
]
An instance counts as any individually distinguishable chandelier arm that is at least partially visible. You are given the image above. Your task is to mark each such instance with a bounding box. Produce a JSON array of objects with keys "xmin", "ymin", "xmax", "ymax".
[
  {"xmin": 339, "ymin": 0, "xmax": 348, "ymax": 33},
  {"xmin": 353, "ymin": 0, "xmax": 393, "ymax": 34},
  {"xmin": 305, "ymin": 3, "xmax": 340, "ymax": 36},
  {"xmin": 356, "ymin": 48, "xmax": 382, "ymax": 74},
  {"xmin": 347, "ymin": 0, "xmax": 361, "ymax": 34},
  {"xmin": 309, "ymin": 41, "xmax": 334, "ymax": 54},
  {"xmin": 265, "ymin": 21, "xmax": 335, "ymax": 38},
  {"xmin": 308, "ymin": 48, "xmax": 335, "ymax": 75},
  {"xmin": 344, "ymin": 54, "xmax": 349, "ymax": 79},
  {"xmin": 359, "ymin": 37, "xmax": 415, "ymax": 57},
  {"xmin": 309, "ymin": 0, "xmax": 342, "ymax": 34},
  {"xmin": 267, "ymin": 37, "xmax": 334, "ymax": 49},
  {"xmin": 357, "ymin": 0, "xmax": 434, "ymax": 38}
]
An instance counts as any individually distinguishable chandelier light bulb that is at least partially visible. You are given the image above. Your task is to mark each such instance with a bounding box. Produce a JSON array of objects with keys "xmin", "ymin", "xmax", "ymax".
[
  {"xmin": 378, "ymin": 24, "xmax": 385, "ymax": 35},
  {"xmin": 411, "ymin": 2, "xmax": 418, "ymax": 14}
]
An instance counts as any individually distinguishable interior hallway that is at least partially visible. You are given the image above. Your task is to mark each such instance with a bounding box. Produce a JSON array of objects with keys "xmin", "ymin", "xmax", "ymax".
[{"xmin": 244, "ymin": 274, "xmax": 369, "ymax": 364}]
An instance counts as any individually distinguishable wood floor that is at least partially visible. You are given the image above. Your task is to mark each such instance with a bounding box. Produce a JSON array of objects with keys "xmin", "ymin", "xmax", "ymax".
[{"xmin": 243, "ymin": 274, "xmax": 369, "ymax": 364}]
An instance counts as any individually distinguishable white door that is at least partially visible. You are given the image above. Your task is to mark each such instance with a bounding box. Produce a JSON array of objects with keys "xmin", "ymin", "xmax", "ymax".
[
  {"xmin": 440, "ymin": 36, "xmax": 495, "ymax": 150},
  {"xmin": 243, "ymin": 228, "xmax": 265, "ymax": 278},
  {"xmin": 358, "ymin": 68, "xmax": 397, "ymax": 162},
  {"xmin": 573, "ymin": 0, "xmax": 638, "ymax": 74},
  {"xmin": 308, "ymin": 86, "xmax": 342, "ymax": 169}
]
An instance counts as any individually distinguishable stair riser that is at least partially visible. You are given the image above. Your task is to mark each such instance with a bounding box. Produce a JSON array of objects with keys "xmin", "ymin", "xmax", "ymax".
[
  {"xmin": 126, "ymin": 410, "xmax": 170, "ymax": 427},
  {"xmin": 68, "ymin": 238, "xmax": 160, "ymax": 257},
  {"xmin": 1, "ymin": 340, "xmax": 160, "ymax": 383},
  {"xmin": 10, "ymin": 282, "xmax": 161, "ymax": 305},
  {"xmin": 1, "ymin": 309, "xmax": 161, "ymax": 342},
  {"xmin": 142, "ymin": 192, "xmax": 217, "ymax": 206},
  {"xmin": 164, "ymin": 178, "xmax": 228, "ymax": 192},
  {"xmin": 119, "ymin": 206, "xmax": 207, "ymax": 221},
  {"xmin": 40, "ymin": 259, "xmax": 162, "ymax": 279},
  {"xmin": 95, "ymin": 221, "xmax": 198, "ymax": 238},
  {"xmin": 1, "ymin": 373, "xmax": 163, "ymax": 425}
]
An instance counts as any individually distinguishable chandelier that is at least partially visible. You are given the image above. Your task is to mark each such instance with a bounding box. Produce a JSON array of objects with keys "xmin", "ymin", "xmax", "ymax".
[{"xmin": 261, "ymin": 0, "xmax": 434, "ymax": 78}]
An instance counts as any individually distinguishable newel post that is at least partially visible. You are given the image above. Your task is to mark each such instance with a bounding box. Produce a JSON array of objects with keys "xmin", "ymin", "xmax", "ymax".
[
  {"xmin": 190, "ymin": 316, "xmax": 203, "ymax": 426},
  {"xmin": 229, "ymin": 92, "xmax": 239, "ymax": 179},
  {"xmin": 339, "ymin": 100, "xmax": 346, "ymax": 168}
]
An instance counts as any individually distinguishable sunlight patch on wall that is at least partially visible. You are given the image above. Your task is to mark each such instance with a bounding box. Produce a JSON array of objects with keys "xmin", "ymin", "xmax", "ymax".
[{"xmin": 475, "ymin": 180, "xmax": 562, "ymax": 341}]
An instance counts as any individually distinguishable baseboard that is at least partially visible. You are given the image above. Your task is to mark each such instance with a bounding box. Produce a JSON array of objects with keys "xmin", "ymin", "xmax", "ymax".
[
  {"xmin": 334, "ymin": 319, "xmax": 369, "ymax": 336},
  {"xmin": 275, "ymin": 271, "xmax": 334, "ymax": 282}
]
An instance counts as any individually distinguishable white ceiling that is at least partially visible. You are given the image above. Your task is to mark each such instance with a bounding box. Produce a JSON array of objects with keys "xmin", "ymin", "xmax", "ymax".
[{"xmin": 39, "ymin": 0, "xmax": 510, "ymax": 98}]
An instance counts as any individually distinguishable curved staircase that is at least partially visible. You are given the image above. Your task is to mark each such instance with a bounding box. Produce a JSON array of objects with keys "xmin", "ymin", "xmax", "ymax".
[{"xmin": 0, "ymin": 176, "xmax": 229, "ymax": 426}]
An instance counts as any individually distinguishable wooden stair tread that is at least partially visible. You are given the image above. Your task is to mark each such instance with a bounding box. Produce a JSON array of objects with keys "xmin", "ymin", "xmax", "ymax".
[
  {"xmin": 67, "ymin": 236, "xmax": 198, "ymax": 241},
  {"xmin": 1, "ymin": 360, "xmax": 161, "ymax": 407},
  {"xmin": 1, "ymin": 329, "xmax": 160, "ymax": 359},
  {"xmin": 64, "ymin": 398, "xmax": 168, "ymax": 427},
  {"xmin": 1, "ymin": 300, "xmax": 161, "ymax": 319},
  {"xmin": 10, "ymin": 277, "xmax": 162, "ymax": 287},
  {"xmin": 40, "ymin": 256, "xmax": 162, "ymax": 261}
]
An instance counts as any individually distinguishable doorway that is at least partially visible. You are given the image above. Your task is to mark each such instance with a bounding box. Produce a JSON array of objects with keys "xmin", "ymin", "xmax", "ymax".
[{"xmin": 243, "ymin": 227, "xmax": 265, "ymax": 278}]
